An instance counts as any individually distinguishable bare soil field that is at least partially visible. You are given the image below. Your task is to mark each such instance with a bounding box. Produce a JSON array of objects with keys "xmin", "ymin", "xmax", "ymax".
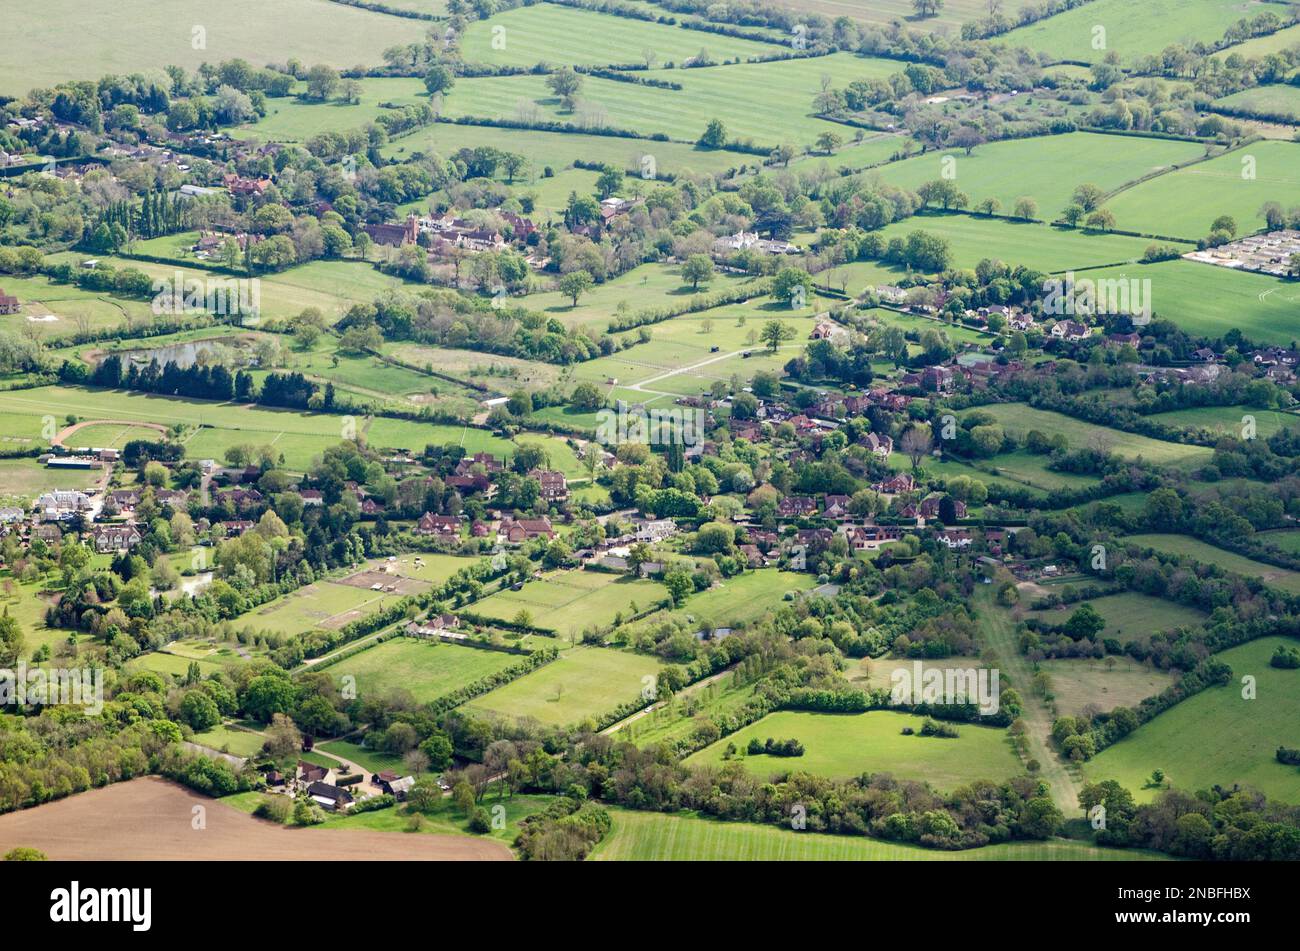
[
  {"xmin": 0, "ymin": 777, "xmax": 512, "ymax": 861},
  {"xmin": 335, "ymin": 569, "xmax": 427, "ymax": 595}
]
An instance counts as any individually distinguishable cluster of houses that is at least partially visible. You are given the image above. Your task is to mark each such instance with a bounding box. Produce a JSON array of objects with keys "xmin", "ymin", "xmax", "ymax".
[
  {"xmin": 363, "ymin": 210, "xmax": 537, "ymax": 259},
  {"xmin": 287, "ymin": 760, "xmax": 415, "ymax": 812},
  {"xmin": 712, "ymin": 230, "xmax": 802, "ymax": 256}
]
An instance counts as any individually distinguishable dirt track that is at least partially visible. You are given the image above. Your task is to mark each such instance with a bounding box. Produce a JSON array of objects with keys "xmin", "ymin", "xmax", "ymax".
[{"xmin": 0, "ymin": 777, "xmax": 513, "ymax": 861}]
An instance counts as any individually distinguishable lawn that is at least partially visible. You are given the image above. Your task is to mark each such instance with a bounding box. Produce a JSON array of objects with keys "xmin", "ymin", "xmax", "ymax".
[
  {"xmin": 0, "ymin": 459, "xmax": 98, "ymax": 498},
  {"xmin": 960, "ymin": 403, "xmax": 1214, "ymax": 468},
  {"xmin": 1026, "ymin": 591, "xmax": 1207, "ymax": 646},
  {"xmin": 1103, "ymin": 140, "xmax": 1300, "ymax": 240},
  {"xmin": 459, "ymin": 4, "xmax": 779, "ymax": 69},
  {"xmin": 244, "ymin": 578, "xmax": 422, "ymax": 637},
  {"xmin": 1212, "ymin": 84, "xmax": 1300, "ymax": 123},
  {"xmin": 1038, "ymin": 657, "xmax": 1180, "ymax": 718},
  {"xmin": 469, "ymin": 569, "xmax": 667, "ymax": 633},
  {"xmin": 668, "ymin": 568, "xmax": 818, "ymax": 627},
  {"xmin": 191, "ymin": 723, "xmax": 267, "ymax": 758},
  {"xmin": 465, "ymin": 645, "xmax": 664, "ymax": 727},
  {"xmin": 0, "ymin": 0, "xmax": 429, "ymax": 95},
  {"xmin": 591, "ymin": 807, "xmax": 1169, "ymax": 860},
  {"xmin": 441, "ymin": 52, "xmax": 900, "ymax": 148},
  {"xmin": 1083, "ymin": 638, "xmax": 1300, "ymax": 803},
  {"xmin": 1002, "ymin": 0, "xmax": 1259, "ymax": 65},
  {"xmin": 316, "ymin": 739, "xmax": 406, "ymax": 776},
  {"xmin": 1124, "ymin": 533, "xmax": 1300, "ymax": 595},
  {"xmin": 239, "ymin": 78, "xmax": 428, "ymax": 142},
  {"xmin": 868, "ymin": 132, "xmax": 1205, "ymax": 220},
  {"xmin": 1073, "ymin": 258, "xmax": 1300, "ymax": 345},
  {"xmin": 384, "ymin": 122, "xmax": 746, "ymax": 177},
  {"xmin": 323, "ymin": 637, "xmax": 524, "ymax": 705},
  {"xmin": 873, "ymin": 213, "xmax": 1186, "ymax": 274},
  {"xmin": 0, "ymin": 272, "xmax": 161, "ymax": 339},
  {"xmin": 685, "ymin": 709, "xmax": 1023, "ymax": 790},
  {"xmin": 1146, "ymin": 404, "xmax": 1300, "ymax": 440}
]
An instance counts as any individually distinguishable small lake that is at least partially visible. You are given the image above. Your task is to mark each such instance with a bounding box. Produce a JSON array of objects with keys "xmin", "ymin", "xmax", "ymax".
[{"xmin": 120, "ymin": 338, "xmax": 250, "ymax": 368}]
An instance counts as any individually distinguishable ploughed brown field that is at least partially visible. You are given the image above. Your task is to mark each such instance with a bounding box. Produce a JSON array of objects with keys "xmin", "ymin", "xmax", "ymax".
[{"xmin": 0, "ymin": 777, "xmax": 513, "ymax": 861}]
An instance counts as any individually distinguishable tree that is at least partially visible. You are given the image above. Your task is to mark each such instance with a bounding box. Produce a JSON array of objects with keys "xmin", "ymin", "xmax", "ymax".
[
  {"xmin": 771, "ymin": 267, "xmax": 813, "ymax": 307},
  {"xmin": 900, "ymin": 425, "xmax": 933, "ymax": 470},
  {"xmin": 179, "ymin": 690, "xmax": 221, "ymax": 731},
  {"xmin": 546, "ymin": 68, "xmax": 583, "ymax": 110},
  {"xmin": 304, "ymin": 65, "xmax": 340, "ymax": 100},
  {"xmin": 1072, "ymin": 183, "xmax": 1105, "ymax": 212},
  {"xmin": 1085, "ymin": 209, "xmax": 1116, "ymax": 232},
  {"xmin": 570, "ymin": 381, "xmax": 605, "ymax": 411},
  {"xmin": 815, "ymin": 131, "xmax": 843, "ymax": 154},
  {"xmin": 698, "ymin": 118, "xmax": 727, "ymax": 149},
  {"xmin": 557, "ymin": 270, "xmax": 594, "ymax": 306},
  {"xmin": 759, "ymin": 319, "xmax": 796, "ymax": 353},
  {"xmin": 1012, "ymin": 196, "xmax": 1038, "ymax": 219},
  {"xmin": 681, "ymin": 254, "xmax": 714, "ymax": 290},
  {"xmin": 423, "ymin": 64, "xmax": 455, "ymax": 96},
  {"xmin": 663, "ymin": 567, "xmax": 693, "ymax": 605},
  {"xmin": 263, "ymin": 712, "xmax": 303, "ymax": 760}
]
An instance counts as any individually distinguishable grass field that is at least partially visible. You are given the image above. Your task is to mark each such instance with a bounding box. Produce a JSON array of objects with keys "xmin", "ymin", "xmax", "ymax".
[
  {"xmin": 0, "ymin": 272, "xmax": 161, "ymax": 339},
  {"xmin": 0, "ymin": 385, "xmax": 533, "ymax": 472},
  {"xmin": 324, "ymin": 637, "xmax": 523, "ymax": 705},
  {"xmin": 239, "ymin": 78, "xmax": 427, "ymax": 141},
  {"xmin": 686, "ymin": 709, "xmax": 1023, "ymax": 789},
  {"xmin": 316, "ymin": 739, "xmax": 406, "ymax": 775},
  {"xmin": 1214, "ymin": 21, "xmax": 1300, "ymax": 59},
  {"xmin": 960, "ymin": 403, "xmax": 1214, "ymax": 468},
  {"xmin": 868, "ymin": 132, "xmax": 1205, "ymax": 220},
  {"xmin": 1124, "ymin": 533, "xmax": 1300, "ymax": 595},
  {"xmin": 591, "ymin": 807, "xmax": 1170, "ymax": 860},
  {"xmin": 1146, "ymin": 404, "xmax": 1300, "ymax": 439},
  {"xmin": 384, "ymin": 122, "xmax": 747, "ymax": 177},
  {"xmin": 191, "ymin": 723, "xmax": 267, "ymax": 758},
  {"xmin": 0, "ymin": 0, "xmax": 429, "ymax": 95},
  {"xmin": 459, "ymin": 4, "xmax": 778, "ymax": 69},
  {"xmin": 1083, "ymin": 638, "xmax": 1300, "ymax": 803},
  {"xmin": 1103, "ymin": 140, "xmax": 1300, "ymax": 240},
  {"xmin": 441, "ymin": 52, "xmax": 899, "ymax": 148},
  {"xmin": 468, "ymin": 569, "xmax": 667, "ymax": 632},
  {"xmin": 246, "ymin": 576, "xmax": 424, "ymax": 636},
  {"xmin": 1027, "ymin": 591, "xmax": 1207, "ymax": 646},
  {"xmin": 1075, "ymin": 258, "xmax": 1300, "ymax": 345},
  {"xmin": 665, "ymin": 568, "xmax": 818, "ymax": 627},
  {"xmin": 465, "ymin": 645, "xmax": 664, "ymax": 727},
  {"xmin": 1002, "ymin": 0, "xmax": 1259, "ymax": 65},
  {"xmin": 1039, "ymin": 657, "xmax": 1179, "ymax": 718},
  {"xmin": 0, "ymin": 459, "xmax": 98, "ymax": 497},
  {"xmin": 1257, "ymin": 529, "xmax": 1300, "ymax": 554},
  {"xmin": 874, "ymin": 213, "xmax": 1188, "ymax": 274},
  {"xmin": 1212, "ymin": 85, "xmax": 1300, "ymax": 124}
]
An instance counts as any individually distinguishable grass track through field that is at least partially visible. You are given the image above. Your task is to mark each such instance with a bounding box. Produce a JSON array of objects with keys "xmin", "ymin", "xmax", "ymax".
[{"xmin": 976, "ymin": 586, "xmax": 1082, "ymax": 815}]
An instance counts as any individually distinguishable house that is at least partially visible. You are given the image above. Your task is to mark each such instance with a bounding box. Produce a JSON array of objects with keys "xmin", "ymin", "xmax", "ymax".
[
  {"xmin": 739, "ymin": 543, "xmax": 768, "ymax": 567},
  {"xmin": 306, "ymin": 781, "xmax": 354, "ymax": 812},
  {"xmin": 499, "ymin": 516, "xmax": 555, "ymax": 543},
  {"xmin": 0, "ymin": 507, "xmax": 24, "ymax": 524},
  {"xmin": 1050, "ymin": 320, "xmax": 1091, "ymax": 342},
  {"xmin": 456, "ymin": 452, "xmax": 504, "ymax": 474},
  {"xmin": 221, "ymin": 174, "xmax": 271, "ymax": 197},
  {"xmin": 844, "ymin": 523, "xmax": 904, "ymax": 550},
  {"xmin": 1192, "ymin": 347, "xmax": 1217, "ymax": 363},
  {"xmin": 33, "ymin": 523, "xmax": 62, "ymax": 544},
  {"xmin": 298, "ymin": 489, "xmax": 324, "ymax": 506},
  {"xmin": 154, "ymin": 489, "xmax": 188, "ymax": 508},
  {"xmin": 1107, "ymin": 332, "xmax": 1141, "ymax": 347},
  {"xmin": 364, "ymin": 215, "xmax": 418, "ymax": 247},
  {"xmin": 860, "ymin": 432, "xmax": 893, "ymax": 459},
  {"xmin": 917, "ymin": 493, "xmax": 966, "ymax": 520},
  {"xmin": 1009, "ymin": 312, "xmax": 1035, "ymax": 331},
  {"xmin": 777, "ymin": 496, "xmax": 818, "ymax": 518},
  {"xmin": 936, "ymin": 528, "xmax": 973, "ymax": 549},
  {"xmin": 823, "ymin": 495, "xmax": 852, "ymax": 520},
  {"xmin": 91, "ymin": 523, "xmax": 142, "ymax": 553},
  {"xmin": 416, "ymin": 512, "xmax": 464, "ymax": 536},
  {"xmin": 872, "ymin": 284, "xmax": 908, "ymax": 304},
  {"xmin": 810, "ymin": 320, "xmax": 838, "ymax": 340},
  {"xmin": 107, "ymin": 489, "xmax": 142, "ymax": 512},
  {"xmin": 530, "ymin": 468, "xmax": 569, "ymax": 503},
  {"xmin": 374, "ymin": 772, "xmax": 416, "ymax": 800},
  {"xmin": 406, "ymin": 614, "xmax": 461, "ymax": 638},
  {"xmin": 0, "ymin": 289, "xmax": 20, "ymax": 315},
  {"xmin": 35, "ymin": 490, "xmax": 92, "ymax": 519},
  {"xmin": 874, "ymin": 472, "xmax": 915, "ymax": 494},
  {"xmin": 296, "ymin": 760, "xmax": 335, "ymax": 788},
  {"xmin": 921, "ymin": 365, "xmax": 954, "ymax": 393},
  {"xmin": 219, "ymin": 519, "xmax": 254, "ymax": 537},
  {"xmin": 633, "ymin": 518, "xmax": 677, "ymax": 543}
]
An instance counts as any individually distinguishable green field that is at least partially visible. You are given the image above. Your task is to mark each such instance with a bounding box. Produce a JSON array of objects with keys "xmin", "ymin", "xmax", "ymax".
[
  {"xmin": 1002, "ymin": 0, "xmax": 1258, "ymax": 65},
  {"xmin": 459, "ymin": 5, "xmax": 778, "ymax": 69},
  {"xmin": 591, "ymin": 807, "xmax": 1170, "ymax": 860},
  {"xmin": 961, "ymin": 403, "xmax": 1214, "ymax": 468},
  {"xmin": 1124, "ymin": 533, "xmax": 1300, "ymax": 595},
  {"xmin": 239, "ymin": 78, "xmax": 428, "ymax": 141},
  {"xmin": 1028, "ymin": 591, "xmax": 1207, "ymax": 645},
  {"xmin": 0, "ymin": 459, "xmax": 97, "ymax": 498},
  {"xmin": 0, "ymin": 0, "xmax": 430, "ymax": 95},
  {"xmin": 1214, "ymin": 22, "xmax": 1300, "ymax": 59},
  {"xmin": 686, "ymin": 709, "xmax": 1023, "ymax": 790},
  {"xmin": 384, "ymin": 122, "xmax": 747, "ymax": 177},
  {"xmin": 0, "ymin": 272, "xmax": 162, "ymax": 339},
  {"xmin": 324, "ymin": 637, "xmax": 523, "ymax": 705},
  {"xmin": 441, "ymin": 52, "xmax": 899, "ymax": 148},
  {"xmin": 1039, "ymin": 657, "xmax": 1180, "ymax": 718},
  {"xmin": 1103, "ymin": 140, "xmax": 1300, "ymax": 240},
  {"xmin": 465, "ymin": 645, "xmax": 664, "ymax": 727},
  {"xmin": 869, "ymin": 132, "xmax": 1205, "ymax": 220},
  {"xmin": 191, "ymin": 723, "xmax": 267, "ymax": 758},
  {"xmin": 1084, "ymin": 638, "xmax": 1300, "ymax": 803},
  {"xmin": 469, "ymin": 569, "xmax": 667, "ymax": 633},
  {"xmin": 1146, "ymin": 404, "xmax": 1300, "ymax": 439},
  {"xmin": 1212, "ymin": 85, "xmax": 1300, "ymax": 123},
  {"xmin": 874, "ymin": 213, "xmax": 1187, "ymax": 274},
  {"xmin": 246, "ymin": 578, "xmax": 421, "ymax": 637},
  {"xmin": 667, "ymin": 568, "xmax": 818, "ymax": 627},
  {"xmin": 1257, "ymin": 529, "xmax": 1300, "ymax": 554},
  {"xmin": 316, "ymin": 739, "xmax": 406, "ymax": 776}
]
